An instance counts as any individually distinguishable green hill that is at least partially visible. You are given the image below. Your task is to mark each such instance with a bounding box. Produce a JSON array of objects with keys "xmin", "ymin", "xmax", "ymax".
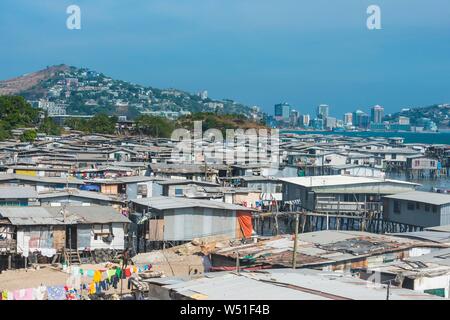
[{"xmin": 0, "ymin": 65, "xmax": 263, "ymax": 120}]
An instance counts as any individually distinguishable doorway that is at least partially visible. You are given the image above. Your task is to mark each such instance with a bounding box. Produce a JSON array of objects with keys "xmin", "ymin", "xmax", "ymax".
[{"xmin": 65, "ymin": 225, "xmax": 78, "ymax": 250}]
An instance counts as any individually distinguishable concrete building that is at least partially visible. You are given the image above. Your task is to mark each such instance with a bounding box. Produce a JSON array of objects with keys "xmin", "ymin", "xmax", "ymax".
[
  {"xmin": 274, "ymin": 103, "xmax": 291, "ymax": 122},
  {"xmin": 300, "ymin": 114, "xmax": 310, "ymax": 127},
  {"xmin": 325, "ymin": 117, "xmax": 337, "ymax": 130},
  {"xmin": 344, "ymin": 113, "xmax": 353, "ymax": 126},
  {"xmin": 370, "ymin": 105, "xmax": 384, "ymax": 124},
  {"xmin": 399, "ymin": 116, "xmax": 410, "ymax": 125},
  {"xmin": 317, "ymin": 104, "xmax": 329, "ymax": 120}
]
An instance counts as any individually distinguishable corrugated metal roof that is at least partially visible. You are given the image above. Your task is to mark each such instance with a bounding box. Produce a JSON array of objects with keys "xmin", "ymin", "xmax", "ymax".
[
  {"xmin": 45, "ymin": 206, "xmax": 130, "ymax": 224},
  {"xmin": 0, "ymin": 206, "xmax": 129, "ymax": 225},
  {"xmin": 131, "ymin": 196, "xmax": 254, "ymax": 211},
  {"xmin": 280, "ymin": 175, "xmax": 419, "ymax": 188},
  {"xmin": 384, "ymin": 191, "xmax": 450, "ymax": 205},
  {"xmin": 164, "ymin": 272, "xmax": 325, "ymax": 300},
  {"xmin": 155, "ymin": 269, "xmax": 443, "ymax": 300},
  {"xmin": 425, "ymin": 224, "xmax": 450, "ymax": 232},
  {"xmin": 37, "ymin": 189, "xmax": 119, "ymax": 202},
  {"xmin": 0, "ymin": 174, "xmax": 84, "ymax": 185},
  {"xmin": 0, "ymin": 207, "xmax": 65, "ymax": 225},
  {"xmin": 0, "ymin": 186, "xmax": 37, "ymax": 199},
  {"xmin": 392, "ymin": 231, "xmax": 450, "ymax": 243}
]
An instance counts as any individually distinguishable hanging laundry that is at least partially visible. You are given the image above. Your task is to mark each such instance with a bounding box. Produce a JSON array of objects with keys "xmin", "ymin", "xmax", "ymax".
[
  {"xmin": 33, "ymin": 286, "xmax": 47, "ymax": 300},
  {"xmin": 40, "ymin": 248, "xmax": 57, "ymax": 258},
  {"xmin": 13, "ymin": 288, "xmax": 34, "ymax": 300},
  {"xmin": 47, "ymin": 286, "xmax": 66, "ymax": 300},
  {"xmin": 86, "ymin": 269, "xmax": 95, "ymax": 278},
  {"xmin": 66, "ymin": 287, "xmax": 78, "ymax": 300},
  {"xmin": 2, "ymin": 290, "xmax": 14, "ymax": 300},
  {"xmin": 93, "ymin": 270, "xmax": 102, "ymax": 283},
  {"xmin": 124, "ymin": 267, "xmax": 132, "ymax": 278},
  {"xmin": 71, "ymin": 266, "xmax": 80, "ymax": 276},
  {"xmin": 111, "ymin": 275, "xmax": 119, "ymax": 289},
  {"xmin": 107, "ymin": 269, "xmax": 115, "ymax": 280},
  {"xmin": 89, "ymin": 282, "xmax": 96, "ymax": 295}
]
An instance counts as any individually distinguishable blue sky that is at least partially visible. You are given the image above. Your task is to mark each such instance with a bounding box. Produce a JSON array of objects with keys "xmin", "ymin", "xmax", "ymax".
[{"xmin": 1, "ymin": 0, "xmax": 450, "ymax": 116}]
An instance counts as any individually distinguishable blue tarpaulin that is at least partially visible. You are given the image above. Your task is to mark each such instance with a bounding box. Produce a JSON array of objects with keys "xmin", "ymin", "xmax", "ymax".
[{"xmin": 79, "ymin": 184, "xmax": 100, "ymax": 192}]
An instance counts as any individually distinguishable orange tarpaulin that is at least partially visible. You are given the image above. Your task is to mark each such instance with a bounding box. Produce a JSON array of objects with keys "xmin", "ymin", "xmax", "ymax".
[{"xmin": 237, "ymin": 211, "xmax": 253, "ymax": 238}]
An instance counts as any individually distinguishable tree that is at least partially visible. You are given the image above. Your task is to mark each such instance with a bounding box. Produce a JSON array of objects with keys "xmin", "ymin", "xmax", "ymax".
[
  {"xmin": 65, "ymin": 118, "xmax": 89, "ymax": 132},
  {"xmin": 65, "ymin": 113, "xmax": 117, "ymax": 134},
  {"xmin": 88, "ymin": 113, "xmax": 117, "ymax": 134},
  {"xmin": 0, "ymin": 96, "xmax": 39, "ymax": 130},
  {"xmin": 20, "ymin": 129, "xmax": 37, "ymax": 142},
  {"xmin": 0, "ymin": 122, "xmax": 10, "ymax": 141},
  {"xmin": 135, "ymin": 115, "xmax": 175, "ymax": 138},
  {"xmin": 39, "ymin": 117, "xmax": 62, "ymax": 136},
  {"xmin": 0, "ymin": 96, "xmax": 40, "ymax": 141}
]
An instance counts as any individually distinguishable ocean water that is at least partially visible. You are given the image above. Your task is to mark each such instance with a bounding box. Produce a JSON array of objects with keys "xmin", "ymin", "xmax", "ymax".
[{"xmin": 282, "ymin": 130, "xmax": 450, "ymax": 144}]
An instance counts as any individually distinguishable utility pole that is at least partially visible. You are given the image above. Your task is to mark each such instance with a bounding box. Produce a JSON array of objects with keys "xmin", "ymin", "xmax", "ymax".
[
  {"xmin": 386, "ymin": 281, "xmax": 391, "ymax": 300},
  {"xmin": 292, "ymin": 213, "xmax": 299, "ymax": 269}
]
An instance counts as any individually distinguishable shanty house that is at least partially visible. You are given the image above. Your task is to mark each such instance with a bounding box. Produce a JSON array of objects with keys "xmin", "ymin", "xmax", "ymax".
[
  {"xmin": 0, "ymin": 187, "xmax": 38, "ymax": 206},
  {"xmin": 0, "ymin": 174, "xmax": 84, "ymax": 193},
  {"xmin": 37, "ymin": 189, "xmax": 123, "ymax": 208},
  {"xmin": 130, "ymin": 197, "xmax": 254, "ymax": 250},
  {"xmin": 281, "ymin": 175, "xmax": 419, "ymax": 214},
  {"xmin": 383, "ymin": 191, "xmax": 450, "ymax": 228},
  {"xmin": 0, "ymin": 206, "xmax": 130, "ymax": 265}
]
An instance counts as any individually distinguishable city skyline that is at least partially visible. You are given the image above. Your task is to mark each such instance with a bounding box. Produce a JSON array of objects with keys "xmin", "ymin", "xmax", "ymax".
[{"xmin": 1, "ymin": 0, "xmax": 450, "ymax": 115}]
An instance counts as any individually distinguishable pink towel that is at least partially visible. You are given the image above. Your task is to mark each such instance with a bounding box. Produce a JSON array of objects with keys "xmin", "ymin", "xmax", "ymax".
[{"xmin": 13, "ymin": 288, "xmax": 34, "ymax": 300}]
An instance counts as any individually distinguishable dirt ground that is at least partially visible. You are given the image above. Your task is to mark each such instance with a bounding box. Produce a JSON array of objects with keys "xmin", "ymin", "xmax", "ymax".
[{"xmin": 0, "ymin": 263, "xmax": 131, "ymax": 295}]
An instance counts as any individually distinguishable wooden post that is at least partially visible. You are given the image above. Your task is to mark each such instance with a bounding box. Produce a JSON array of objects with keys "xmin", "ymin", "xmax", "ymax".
[
  {"xmin": 386, "ymin": 281, "xmax": 391, "ymax": 300},
  {"xmin": 292, "ymin": 214, "xmax": 299, "ymax": 269},
  {"xmin": 235, "ymin": 251, "xmax": 240, "ymax": 275}
]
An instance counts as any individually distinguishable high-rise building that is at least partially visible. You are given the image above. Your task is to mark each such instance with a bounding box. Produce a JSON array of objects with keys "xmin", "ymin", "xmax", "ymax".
[
  {"xmin": 360, "ymin": 114, "xmax": 370, "ymax": 129},
  {"xmin": 274, "ymin": 103, "xmax": 291, "ymax": 121},
  {"xmin": 289, "ymin": 109, "xmax": 300, "ymax": 127},
  {"xmin": 316, "ymin": 104, "xmax": 329, "ymax": 119},
  {"xmin": 310, "ymin": 118, "xmax": 324, "ymax": 130},
  {"xmin": 352, "ymin": 110, "xmax": 365, "ymax": 127},
  {"xmin": 352, "ymin": 110, "xmax": 370, "ymax": 129},
  {"xmin": 325, "ymin": 117, "xmax": 337, "ymax": 130},
  {"xmin": 344, "ymin": 113, "xmax": 353, "ymax": 125},
  {"xmin": 370, "ymin": 105, "xmax": 384, "ymax": 124},
  {"xmin": 300, "ymin": 114, "xmax": 310, "ymax": 127}
]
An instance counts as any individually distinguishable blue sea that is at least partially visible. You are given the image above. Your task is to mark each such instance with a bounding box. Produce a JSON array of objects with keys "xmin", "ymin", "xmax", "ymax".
[{"xmin": 282, "ymin": 130, "xmax": 450, "ymax": 145}]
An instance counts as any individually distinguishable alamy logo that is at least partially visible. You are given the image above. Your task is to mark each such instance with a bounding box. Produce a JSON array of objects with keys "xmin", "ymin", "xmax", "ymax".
[
  {"xmin": 170, "ymin": 121, "xmax": 280, "ymax": 167},
  {"xmin": 66, "ymin": 5, "xmax": 81, "ymax": 30},
  {"xmin": 367, "ymin": 5, "xmax": 382, "ymax": 30}
]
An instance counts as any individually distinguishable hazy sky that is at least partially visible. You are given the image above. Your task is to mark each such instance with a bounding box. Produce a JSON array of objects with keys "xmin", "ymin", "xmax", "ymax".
[{"xmin": 1, "ymin": 0, "xmax": 450, "ymax": 116}]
